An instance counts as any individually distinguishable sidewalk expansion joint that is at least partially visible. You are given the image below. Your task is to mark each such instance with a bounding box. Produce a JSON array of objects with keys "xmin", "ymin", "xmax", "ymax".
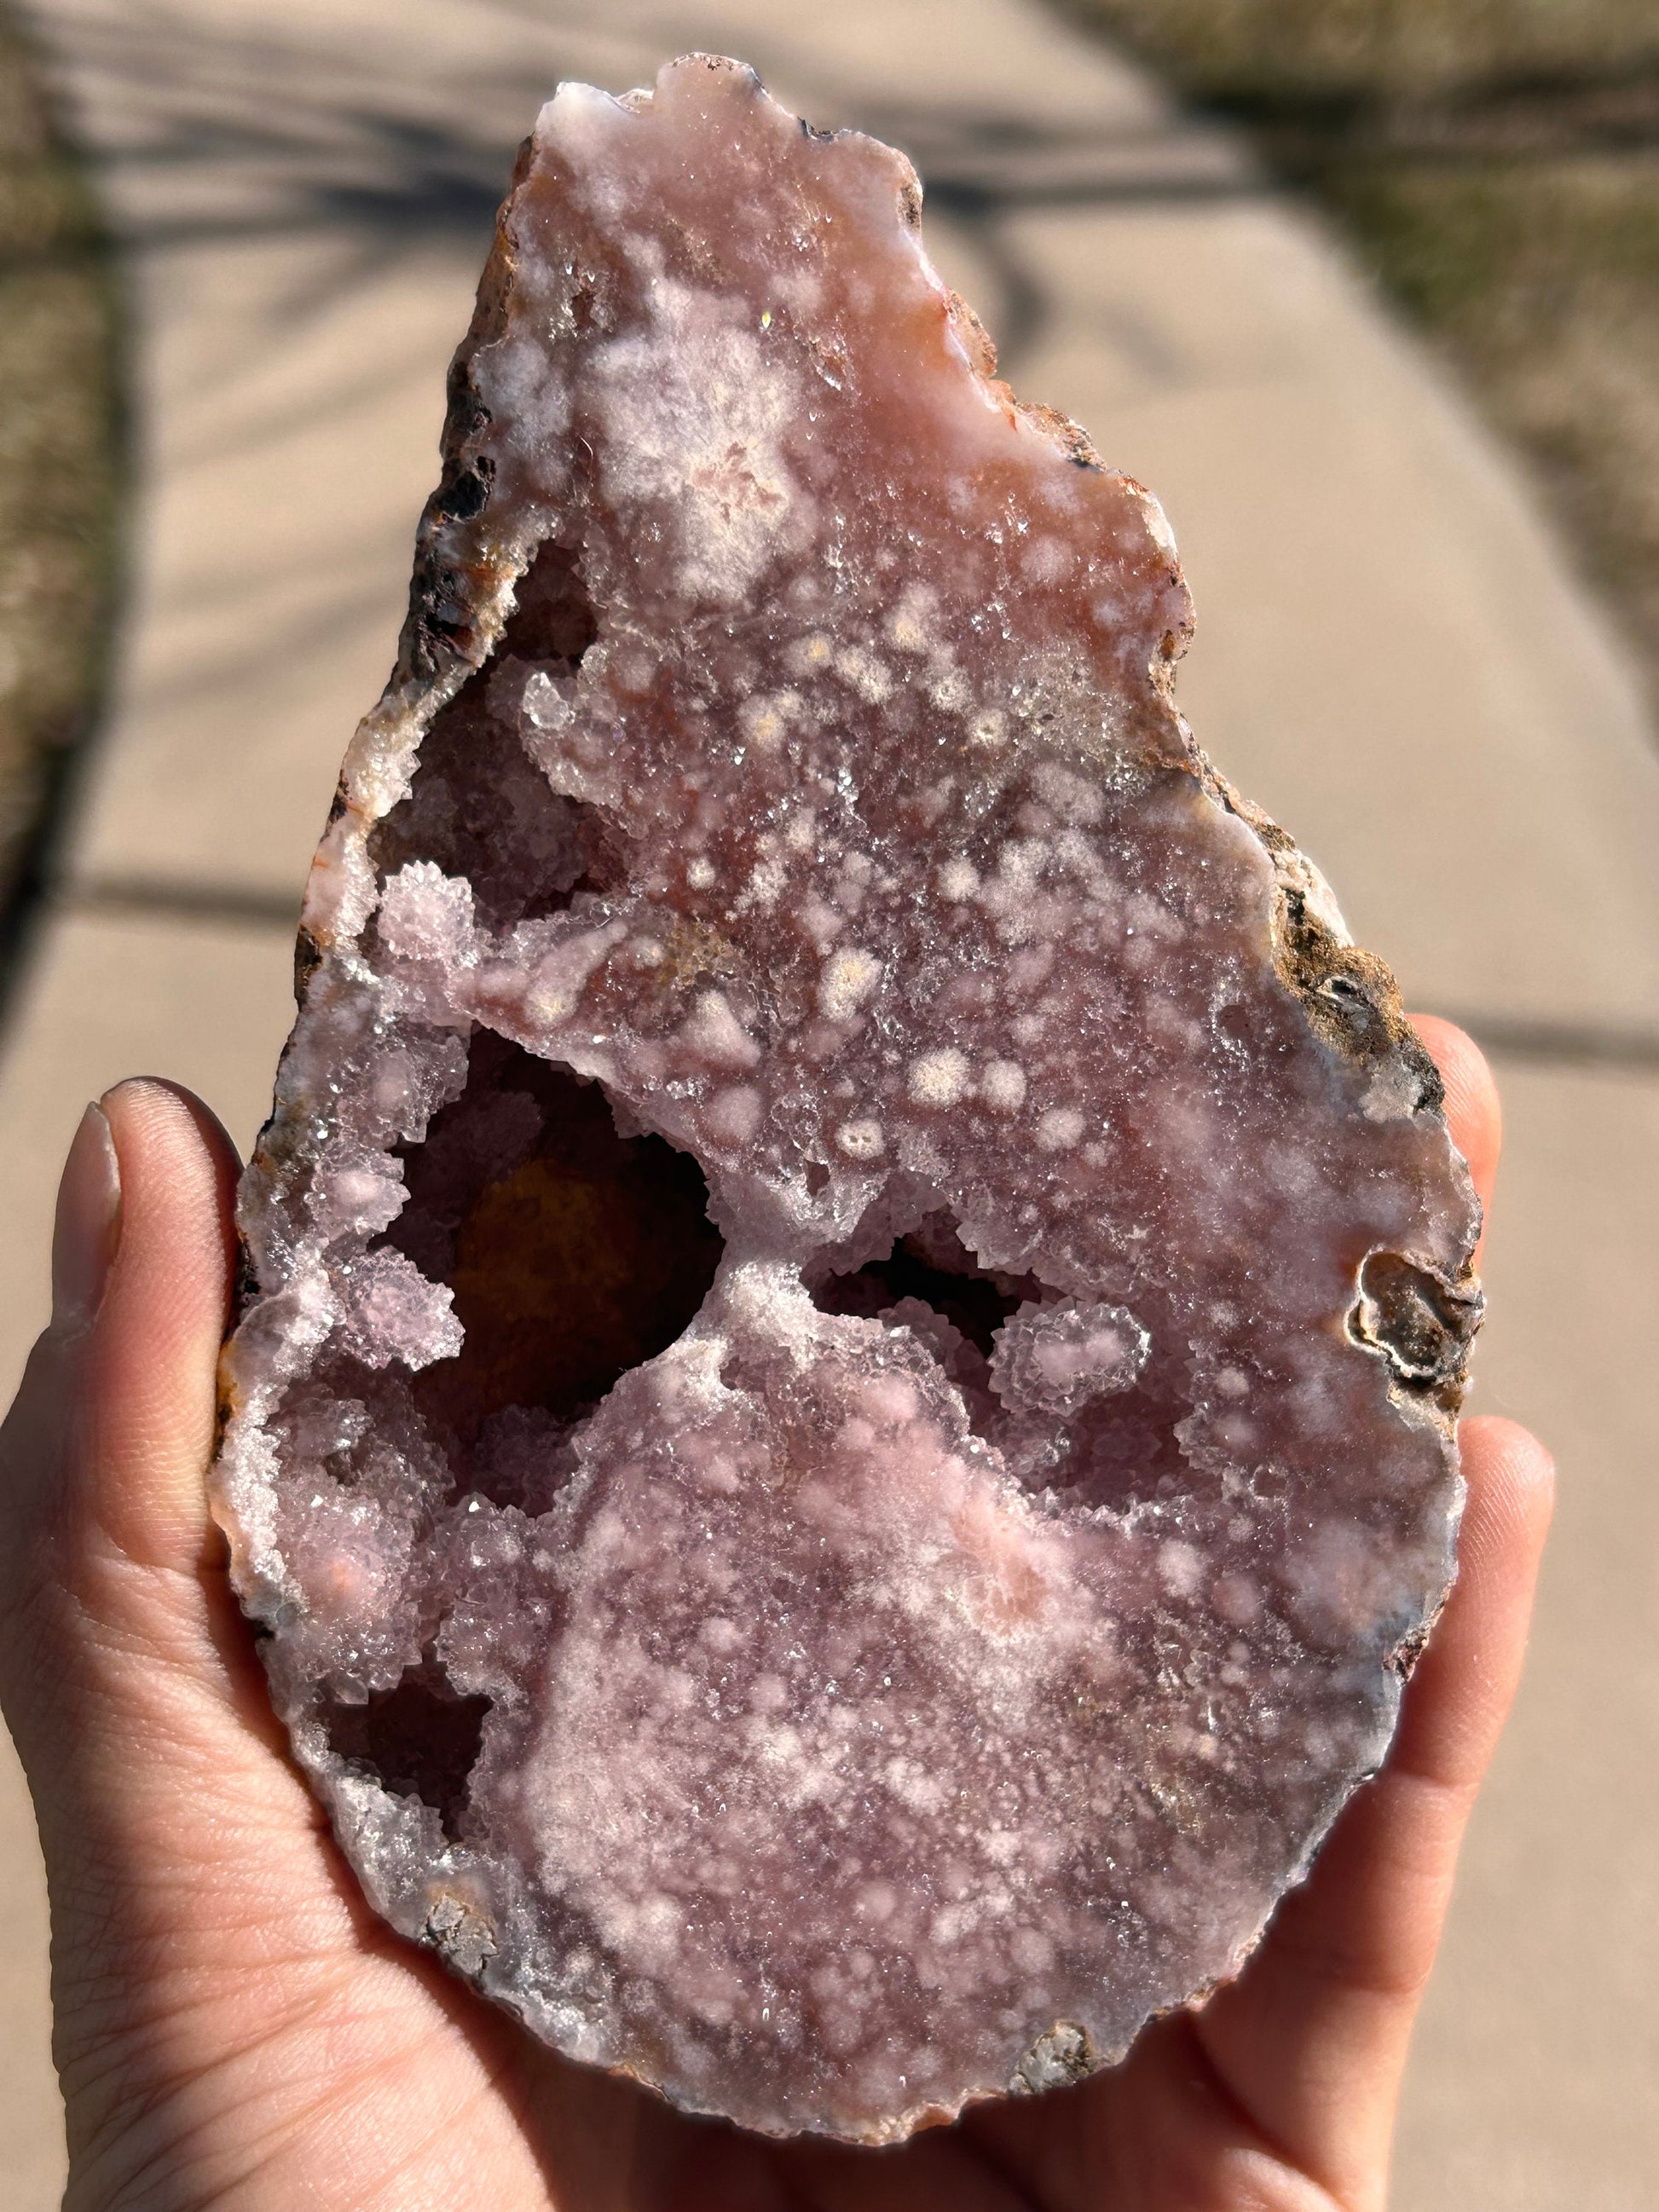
[
  {"xmin": 56, "ymin": 875, "xmax": 301, "ymax": 930},
  {"xmin": 1432, "ymin": 1009, "xmax": 1659, "ymax": 1077}
]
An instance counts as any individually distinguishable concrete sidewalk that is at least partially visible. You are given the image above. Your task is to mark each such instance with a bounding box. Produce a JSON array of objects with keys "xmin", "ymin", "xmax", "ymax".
[{"xmin": 4, "ymin": 2, "xmax": 1656, "ymax": 2205}]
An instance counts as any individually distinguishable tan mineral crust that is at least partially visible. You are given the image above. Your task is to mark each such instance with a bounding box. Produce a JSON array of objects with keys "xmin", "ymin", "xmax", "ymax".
[{"xmin": 213, "ymin": 55, "xmax": 1483, "ymax": 2146}]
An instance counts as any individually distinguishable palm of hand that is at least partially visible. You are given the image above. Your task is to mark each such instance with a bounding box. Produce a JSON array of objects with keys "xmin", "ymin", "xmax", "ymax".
[{"xmin": 0, "ymin": 1031, "xmax": 1549, "ymax": 2212}]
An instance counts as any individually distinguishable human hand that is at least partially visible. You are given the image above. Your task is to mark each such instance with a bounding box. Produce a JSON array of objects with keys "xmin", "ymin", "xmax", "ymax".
[{"xmin": 0, "ymin": 1024, "xmax": 1551, "ymax": 2212}]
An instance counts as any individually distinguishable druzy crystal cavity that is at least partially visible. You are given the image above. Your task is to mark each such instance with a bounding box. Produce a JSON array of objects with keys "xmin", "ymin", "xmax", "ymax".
[{"xmin": 214, "ymin": 55, "xmax": 1483, "ymax": 2145}]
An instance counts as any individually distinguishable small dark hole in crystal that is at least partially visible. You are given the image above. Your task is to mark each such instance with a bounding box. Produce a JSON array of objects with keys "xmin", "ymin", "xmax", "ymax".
[
  {"xmin": 388, "ymin": 1031, "xmax": 725, "ymax": 1452},
  {"xmin": 371, "ymin": 539, "xmax": 617, "ymax": 929},
  {"xmin": 811, "ymin": 1212, "xmax": 1192, "ymax": 1510},
  {"xmin": 440, "ymin": 456, "xmax": 493, "ymax": 522},
  {"xmin": 1322, "ymin": 973, "xmax": 1367, "ymax": 1004},
  {"xmin": 809, "ymin": 1210, "xmax": 1047, "ymax": 1355},
  {"xmin": 1044, "ymin": 1378, "xmax": 1190, "ymax": 1506},
  {"xmin": 499, "ymin": 535, "xmax": 598, "ymax": 667},
  {"xmin": 323, "ymin": 1665, "xmax": 490, "ymax": 1843}
]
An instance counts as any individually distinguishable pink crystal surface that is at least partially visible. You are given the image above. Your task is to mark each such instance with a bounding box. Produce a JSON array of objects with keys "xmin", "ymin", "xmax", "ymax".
[{"xmin": 214, "ymin": 55, "xmax": 1483, "ymax": 2145}]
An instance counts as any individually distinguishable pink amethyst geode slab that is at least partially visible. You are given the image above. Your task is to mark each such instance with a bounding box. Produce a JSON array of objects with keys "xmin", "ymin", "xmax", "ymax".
[{"xmin": 214, "ymin": 55, "xmax": 1483, "ymax": 2145}]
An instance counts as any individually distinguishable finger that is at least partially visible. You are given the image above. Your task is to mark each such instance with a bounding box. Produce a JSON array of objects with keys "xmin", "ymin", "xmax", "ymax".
[
  {"xmin": 0, "ymin": 1083, "xmax": 355, "ymax": 2176},
  {"xmin": 77, "ymin": 1077, "xmax": 241, "ymax": 1571},
  {"xmin": 0, "ymin": 1076, "xmax": 251, "ymax": 1813},
  {"xmin": 2, "ymin": 1077, "xmax": 240, "ymax": 1587},
  {"xmin": 1411, "ymin": 1015, "xmax": 1501, "ymax": 1253},
  {"xmin": 1188, "ymin": 1416, "xmax": 1554, "ymax": 2204}
]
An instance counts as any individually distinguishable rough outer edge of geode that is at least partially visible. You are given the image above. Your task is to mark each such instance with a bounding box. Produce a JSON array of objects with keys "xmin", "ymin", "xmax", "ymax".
[{"xmin": 216, "ymin": 59, "xmax": 1483, "ymax": 2142}]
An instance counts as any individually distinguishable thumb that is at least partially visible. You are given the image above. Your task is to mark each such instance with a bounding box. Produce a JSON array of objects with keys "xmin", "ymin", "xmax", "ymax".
[
  {"xmin": 0, "ymin": 1085, "xmax": 491, "ymax": 2209},
  {"xmin": 0, "ymin": 1074, "xmax": 245, "ymax": 1852}
]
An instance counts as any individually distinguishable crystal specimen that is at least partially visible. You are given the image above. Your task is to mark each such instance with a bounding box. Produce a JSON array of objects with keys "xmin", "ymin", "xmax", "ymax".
[{"xmin": 214, "ymin": 55, "xmax": 1483, "ymax": 2145}]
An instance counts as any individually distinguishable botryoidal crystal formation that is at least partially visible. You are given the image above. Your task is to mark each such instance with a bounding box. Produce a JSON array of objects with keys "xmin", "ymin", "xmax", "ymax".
[{"xmin": 214, "ymin": 55, "xmax": 1483, "ymax": 2144}]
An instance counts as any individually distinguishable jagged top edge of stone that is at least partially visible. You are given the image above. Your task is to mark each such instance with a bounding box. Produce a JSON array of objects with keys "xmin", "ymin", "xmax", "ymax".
[
  {"xmin": 252, "ymin": 51, "xmax": 1482, "ymax": 1401},
  {"xmin": 292, "ymin": 56, "xmax": 1185, "ymax": 945}
]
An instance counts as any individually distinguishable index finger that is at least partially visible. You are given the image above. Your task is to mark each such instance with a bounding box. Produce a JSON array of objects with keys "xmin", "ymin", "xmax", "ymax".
[{"xmin": 1411, "ymin": 1014, "xmax": 1500, "ymax": 1255}]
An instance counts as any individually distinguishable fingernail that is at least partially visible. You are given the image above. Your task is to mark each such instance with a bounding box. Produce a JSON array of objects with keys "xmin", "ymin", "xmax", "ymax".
[{"xmin": 51, "ymin": 1102, "xmax": 123, "ymax": 1332}]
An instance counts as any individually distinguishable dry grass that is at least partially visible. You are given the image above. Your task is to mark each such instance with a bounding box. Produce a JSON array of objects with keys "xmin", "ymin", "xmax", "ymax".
[
  {"xmin": 1329, "ymin": 159, "xmax": 1659, "ymax": 680},
  {"xmin": 1062, "ymin": 0, "xmax": 1659, "ymax": 97},
  {"xmin": 1055, "ymin": 0, "xmax": 1659, "ymax": 716},
  {"xmin": 0, "ymin": 1, "xmax": 121, "ymax": 937}
]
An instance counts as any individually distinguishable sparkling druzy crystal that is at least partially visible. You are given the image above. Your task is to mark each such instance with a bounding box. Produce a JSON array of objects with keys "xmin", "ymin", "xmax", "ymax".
[{"xmin": 215, "ymin": 55, "xmax": 1483, "ymax": 2145}]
